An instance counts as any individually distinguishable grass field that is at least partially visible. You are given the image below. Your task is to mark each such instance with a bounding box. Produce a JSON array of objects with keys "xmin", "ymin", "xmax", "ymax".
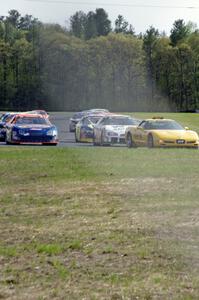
[{"xmin": 0, "ymin": 113, "xmax": 199, "ymax": 300}]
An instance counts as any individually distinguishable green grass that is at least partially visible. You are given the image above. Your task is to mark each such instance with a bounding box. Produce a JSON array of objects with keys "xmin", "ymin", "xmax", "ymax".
[{"xmin": 0, "ymin": 113, "xmax": 199, "ymax": 299}]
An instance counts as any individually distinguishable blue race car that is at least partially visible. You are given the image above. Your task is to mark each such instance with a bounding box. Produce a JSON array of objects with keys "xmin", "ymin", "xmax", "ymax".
[{"xmin": 6, "ymin": 113, "xmax": 58, "ymax": 145}]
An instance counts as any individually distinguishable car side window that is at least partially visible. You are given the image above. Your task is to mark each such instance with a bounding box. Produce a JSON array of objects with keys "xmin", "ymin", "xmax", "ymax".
[
  {"xmin": 143, "ymin": 121, "xmax": 151, "ymax": 129},
  {"xmin": 99, "ymin": 118, "xmax": 106, "ymax": 126},
  {"xmin": 103, "ymin": 118, "xmax": 110, "ymax": 125}
]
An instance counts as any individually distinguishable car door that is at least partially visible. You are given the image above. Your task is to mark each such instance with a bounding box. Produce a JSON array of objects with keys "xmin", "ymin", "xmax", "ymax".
[
  {"xmin": 141, "ymin": 121, "xmax": 152, "ymax": 145},
  {"xmin": 133, "ymin": 121, "xmax": 146, "ymax": 145}
]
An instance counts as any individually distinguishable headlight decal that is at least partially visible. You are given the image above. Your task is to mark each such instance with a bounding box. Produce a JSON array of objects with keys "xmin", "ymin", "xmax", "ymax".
[{"xmin": 47, "ymin": 128, "xmax": 58, "ymax": 136}]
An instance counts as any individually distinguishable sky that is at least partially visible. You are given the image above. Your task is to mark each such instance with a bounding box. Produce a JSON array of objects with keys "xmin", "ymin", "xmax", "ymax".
[{"xmin": 0, "ymin": 0, "xmax": 199, "ymax": 34}]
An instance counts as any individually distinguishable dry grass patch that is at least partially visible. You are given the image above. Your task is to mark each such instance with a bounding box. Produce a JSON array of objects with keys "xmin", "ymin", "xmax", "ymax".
[
  {"xmin": 0, "ymin": 147, "xmax": 199, "ymax": 299},
  {"xmin": 1, "ymin": 177, "xmax": 199, "ymax": 299}
]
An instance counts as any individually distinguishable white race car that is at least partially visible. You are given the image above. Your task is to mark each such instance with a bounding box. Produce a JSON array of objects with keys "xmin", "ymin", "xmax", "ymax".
[{"xmin": 93, "ymin": 115, "xmax": 140, "ymax": 146}]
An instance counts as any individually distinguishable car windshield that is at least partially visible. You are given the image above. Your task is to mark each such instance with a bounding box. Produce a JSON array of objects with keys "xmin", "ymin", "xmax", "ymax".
[
  {"xmin": 88, "ymin": 116, "xmax": 102, "ymax": 124},
  {"xmin": 73, "ymin": 112, "xmax": 85, "ymax": 119},
  {"xmin": 39, "ymin": 111, "xmax": 48, "ymax": 115},
  {"xmin": 106, "ymin": 117, "xmax": 138, "ymax": 126},
  {"xmin": 15, "ymin": 117, "xmax": 49, "ymax": 125},
  {"xmin": 0, "ymin": 114, "xmax": 6, "ymax": 122},
  {"xmin": 145, "ymin": 120, "xmax": 184, "ymax": 130},
  {"xmin": 1, "ymin": 114, "xmax": 15, "ymax": 123},
  {"xmin": 30, "ymin": 110, "xmax": 48, "ymax": 116}
]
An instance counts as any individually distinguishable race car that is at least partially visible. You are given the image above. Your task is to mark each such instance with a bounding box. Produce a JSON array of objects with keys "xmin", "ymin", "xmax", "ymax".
[
  {"xmin": 93, "ymin": 115, "xmax": 140, "ymax": 146},
  {"xmin": 125, "ymin": 117, "xmax": 199, "ymax": 148},
  {"xmin": 75, "ymin": 114, "xmax": 107, "ymax": 143},
  {"xmin": 5, "ymin": 113, "xmax": 58, "ymax": 145},
  {"xmin": 0, "ymin": 112, "xmax": 18, "ymax": 141},
  {"xmin": 69, "ymin": 109, "xmax": 109, "ymax": 132},
  {"xmin": 69, "ymin": 111, "xmax": 89, "ymax": 132}
]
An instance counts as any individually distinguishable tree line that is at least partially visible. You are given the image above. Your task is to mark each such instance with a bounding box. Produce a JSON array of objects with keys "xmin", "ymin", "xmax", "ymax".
[{"xmin": 0, "ymin": 9, "xmax": 198, "ymax": 112}]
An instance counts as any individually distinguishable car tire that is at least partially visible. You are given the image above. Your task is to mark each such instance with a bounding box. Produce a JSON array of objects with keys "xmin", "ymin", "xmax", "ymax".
[
  {"xmin": 126, "ymin": 133, "xmax": 136, "ymax": 148},
  {"xmin": 75, "ymin": 131, "xmax": 78, "ymax": 142},
  {"xmin": 147, "ymin": 134, "xmax": 154, "ymax": 148},
  {"xmin": 100, "ymin": 132, "xmax": 105, "ymax": 146},
  {"xmin": 69, "ymin": 124, "xmax": 75, "ymax": 132}
]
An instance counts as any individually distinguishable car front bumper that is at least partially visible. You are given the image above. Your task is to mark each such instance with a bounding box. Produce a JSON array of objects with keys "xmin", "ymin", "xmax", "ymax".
[
  {"xmin": 103, "ymin": 134, "xmax": 126, "ymax": 144},
  {"xmin": 158, "ymin": 140, "xmax": 199, "ymax": 148}
]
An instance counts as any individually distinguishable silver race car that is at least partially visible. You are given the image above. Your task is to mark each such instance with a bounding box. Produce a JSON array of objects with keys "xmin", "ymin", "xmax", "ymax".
[{"xmin": 93, "ymin": 115, "xmax": 140, "ymax": 146}]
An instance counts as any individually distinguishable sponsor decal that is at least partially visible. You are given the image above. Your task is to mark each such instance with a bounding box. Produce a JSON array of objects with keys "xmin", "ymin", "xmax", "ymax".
[{"xmin": 176, "ymin": 139, "xmax": 185, "ymax": 144}]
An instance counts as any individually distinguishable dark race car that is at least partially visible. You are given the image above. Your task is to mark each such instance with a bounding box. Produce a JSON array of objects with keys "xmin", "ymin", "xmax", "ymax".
[
  {"xmin": 69, "ymin": 109, "xmax": 109, "ymax": 132},
  {"xmin": 69, "ymin": 111, "xmax": 89, "ymax": 132},
  {"xmin": 6, "ymin": 114, "xmax": 58, "ymax": 145}
]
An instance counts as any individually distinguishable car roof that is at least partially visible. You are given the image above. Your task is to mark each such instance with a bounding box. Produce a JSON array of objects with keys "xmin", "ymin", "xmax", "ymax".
[
  {"xmin": 27, "ymin": 110, "xmax": 48, "ymax": 114},
  {"xmin": 4, "ymin": 112, "xmax": 18, "ymax": 116},
  {"xmin": 14, "ymin": 113, "xmax": 44, "ymax": 118},
  {"xmin": 143, "ymin": 118, "xmax": 174, "ymax": 122},
  {"xmin": 89, "ymin": 109, "xmax": 109, "ymax": 112},
  {"xmin": 103, "ymin": 114, "xmax": 132, "ymax": 118},
  {"xmin": 83, "ymin": 114, "xmax": 107, "ymax": 118}
]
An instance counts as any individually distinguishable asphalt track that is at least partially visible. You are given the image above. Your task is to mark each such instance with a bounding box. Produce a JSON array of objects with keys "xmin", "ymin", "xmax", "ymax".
[
  {"xmin": 50, "ymin": 112, "xmax": 93, "ymax": 148},
  {"xmin": 0, "ymin": 112, "xmax": 94, "ymax": 148}
]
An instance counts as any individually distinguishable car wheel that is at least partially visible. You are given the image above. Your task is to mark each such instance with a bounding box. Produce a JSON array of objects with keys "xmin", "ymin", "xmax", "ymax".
[
  {"xmin": 147, "ymin": 134, "xmax": 154, "ymax": 148},
  {"xmin": 126, "ymin": 133, "xmax": 136, "ymax": 148},
  {"xmin": 100, "ymin": 132, "xmax": 105, "ymax": 146},
  {"xmin": 75, "ymin": 131, "xmax": 78, "ymax": 142}
]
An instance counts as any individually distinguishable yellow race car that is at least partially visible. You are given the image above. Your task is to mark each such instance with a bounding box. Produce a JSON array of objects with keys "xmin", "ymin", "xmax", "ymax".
[{"xmin": 125, "ymin": 117, "xmax": 199, "ymax": 148}]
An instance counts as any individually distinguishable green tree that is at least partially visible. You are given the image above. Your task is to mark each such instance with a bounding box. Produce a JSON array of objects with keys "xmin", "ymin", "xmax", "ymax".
[
  {"xmin": 0, "ymin": 41, "xmax": 13, "ymax": 109},
  {"xmin": 170, "ymin": 19, "xmax": 190, "ymax": 46},
  {"xmin": 114, "ymin": 15, "xmax": 135, "ymax": 35},
  {"xmin": 85, "ymin": 11, "xmax": 97, "ymax": 40},
  {"xmin": 95, "ymin": 8, "xmax": 111, "ymax": 37},
  {"xmin": 143, "ymin": 26, "xmax": 159, "ymax": 103},
  {"xmin": 70, "ymin": 11, "xmax": 87, "ymax": 39},
  {"xmin": 6, "ymin": 9, "xmax": 20, "ymax": 28}
]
